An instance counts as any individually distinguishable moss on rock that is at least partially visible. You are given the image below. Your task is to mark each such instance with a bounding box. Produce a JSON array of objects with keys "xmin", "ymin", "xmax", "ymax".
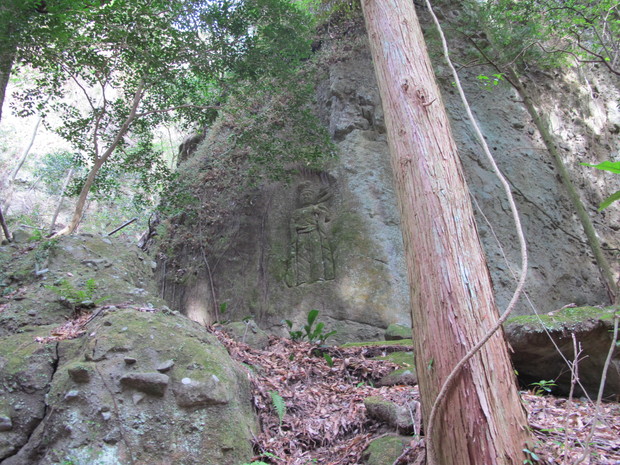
[
  {"xmin": 363, "ymin": 434, "xmax": 409, "ymax": 465},
  {"xmin": 505, "ymin": 305, "xmax": 618, "ymax": 332}
]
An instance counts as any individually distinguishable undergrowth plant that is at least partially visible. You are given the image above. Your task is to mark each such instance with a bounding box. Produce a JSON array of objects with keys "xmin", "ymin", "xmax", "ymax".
[
  {"xmin": 269, "ymin": 390, "xmax": 286, "ymax": 427},
  {"xmin": 529, "ymin": 379, "xmax": 557, "ymax": 396},
  {"xmin": 45, "ymin": 278, "xmax": 108, "ymax": 311},
  {"xmin": 284, "ymin": 309, "xmax": 336, "ymax": 344}
]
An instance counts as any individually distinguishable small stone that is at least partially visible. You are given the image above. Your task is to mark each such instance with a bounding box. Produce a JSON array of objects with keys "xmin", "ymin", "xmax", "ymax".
[
  {"xmin": 68, "ymin": 365, "xmax": 92, "ymax": 383},
  {"xmin": 103, "ymin": 321, "xmax": 113, "ymax": 326},
  {"xmin": 132, "ymin": 393, "xmax": 145, "ymax": 405},
  {"xmin": 120, "ymin": 372, "xmax": 169, "ymax": 396},
  {"xmin": 101, "ymin": 411, "xmax": 112, "ymax": 421},
  {"xmin": 157, "ymin": 360, "xmax": 175, "ymax": 373},
  {"xmin": 120, "ymin": 327, "xmax": 128, "ymax": 332},
  {"xmin": 11, "ymin": 228, "xmax": 31, "ymax": 244},
  {"xmin": 27, "ymin": 310, "xmax": 37, "ymax": 317},
  {"xmin": 173, "ymin": 378, "xmax": 231, "ymax": 408},
  {"xmin": 103, "ymin": 429, "xmax": 120, "ymax": 444},
  {"xmin": 64, "ymin": 390, "xmax": 80, "ymax": 401},
  {"xmin": 0, "ymin": 415, "xmax": 12, "ymax": 432},
  {"xmin": 124, "ymin": 357, "xmax": 137, "ymax": 365}
]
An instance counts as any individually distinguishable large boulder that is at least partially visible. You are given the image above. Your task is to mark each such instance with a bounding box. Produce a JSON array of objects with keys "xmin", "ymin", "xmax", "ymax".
[
  {"xmin": 0, "ymin": 235, "xmax": 258, "ymax": 465},
  {"xmin": 506, "ymin": 306, "xmax": 619, "ymax": 400}
]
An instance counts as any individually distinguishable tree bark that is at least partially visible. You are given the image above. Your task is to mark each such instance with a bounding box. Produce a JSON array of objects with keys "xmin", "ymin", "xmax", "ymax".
[{"xmin": 361, "ymin": 1, "xmax": 531, "ymax": 464}]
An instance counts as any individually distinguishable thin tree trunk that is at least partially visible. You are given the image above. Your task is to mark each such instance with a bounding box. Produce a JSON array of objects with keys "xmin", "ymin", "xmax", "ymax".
[
  {"xmin": 3, "ymin": 115, "xmax": 44, "ymax": 213},
  {"xmin": 10, "ymin": 115, "xmax": 42, "ymax": 182},
  {"xmin": 361, "ymin": 2, "xmax": 531, "ymax": 464},
  {"xmin": 53, "ymin": 80, "xmax": 144, "ymax": 237},
  {"xmin": 506, "ymin": 66, "xmax": 618, "ymax": 303},
  {"xmin": 0, "ymin": 203, "xmax": 10, "ymax": 242},
  {"xmin": 48, "ymin": 168, "xmax": 74, "ymax": 235},
  {"xmin": 0, "ymin": 42, "xmax": 15, "ymax": 123},
  {"xmin": 53, "ymin": 160, "xmax": 103, "ymax": 237}
]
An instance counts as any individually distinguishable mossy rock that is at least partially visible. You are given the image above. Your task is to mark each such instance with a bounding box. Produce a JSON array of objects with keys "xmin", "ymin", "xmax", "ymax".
[
  {"xmin": 384, "ymin": 324, "xmax": 411, "ymax": 341},
  {"xmin": 506, "ymin": 305, "xmax": 619, "ymax": 400},
  {"xmin": 362, "ymin": 434, "xmax": 410, "ymax": 465},
  {"xmin": 372, "ymin": 351, "xmax": 417, "ymax": 386},
  {"xmin": 363, "ymin": 396, "xmax": 414, "ymax": 433},
  {"xmin": 505, "ymin": 305, "xmax": 618, "ymax": 331},
  {"xmin": 5, "ymin": 308, "xmax": 258, "ymax": 465},
  {"xmin": 0, "ymin": 329, "xmax": 57, "ymax": 460},
  {"xmin": 373, "ymin": 351, "xmax": 414, "ymax": 367},
  {"xmin": 342, "ymin": 339, "xmax": 413, "ymax": 348}
]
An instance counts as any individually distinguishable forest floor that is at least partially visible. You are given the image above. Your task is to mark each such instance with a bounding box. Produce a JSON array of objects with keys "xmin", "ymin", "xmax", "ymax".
[{"xmin": 215, "ymin": 331, "xmax": 620, "ymax": 465}]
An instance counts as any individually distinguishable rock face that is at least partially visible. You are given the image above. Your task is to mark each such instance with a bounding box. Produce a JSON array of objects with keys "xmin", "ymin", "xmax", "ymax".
[
  {"xmin": 158, "ymin": 19, "xmax": 619, "ymax": 341},
  {"xmin": 0, "ymin": 235, "xmax": 257, "ymax": 465},
  {"xmin": 506, "ymin": 306, "xmax": 619, "ymax": 400}
]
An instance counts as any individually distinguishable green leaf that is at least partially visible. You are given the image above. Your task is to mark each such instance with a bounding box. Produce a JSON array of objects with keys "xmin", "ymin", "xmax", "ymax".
[
  {"xmin": 269, "ymin": 391, "xmax": 286, "ymax": 426},
  {"xmin": 598, "ymin": 190, "xmax": 620, "ymax": 211},
  {"xmin": 307, "ymin": 309, "xmax": 319, "ymax": 326},
  {"xmin": 581, "ymin": 161, "xmax": 620, "ymax": 174}
]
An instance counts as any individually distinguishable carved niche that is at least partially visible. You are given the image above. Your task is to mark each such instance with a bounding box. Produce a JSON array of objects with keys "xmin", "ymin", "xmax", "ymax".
[{"xmin": 285, "ymin": 181, "xmax": 335, "ymax": 286}]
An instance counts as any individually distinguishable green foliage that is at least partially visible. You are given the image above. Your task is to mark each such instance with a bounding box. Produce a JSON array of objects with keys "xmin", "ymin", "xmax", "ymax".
[
  {"xmin": 298, "ymin": 0, "xmax": 361, "ymax": 28},
  {"xmin": 34, "ymin": 151, "xmax": 84, "ymax": 196},
  {"xmin": 284, "ymin": 319, "xmax": 304, "ymax": 341},
  {"xmin": 581, "ymin": 161, "xmax": 620, "ymax": 210},
  {"xmin": 476, "ymin": 73, "xmax": 505, "ymax": 89},
  {"xmin": 523, "ymin": 447, "xmax": 540, "ymax": 464},
  {"xmin": 269, "ymin": 390, "xmax": 286, "ymax": 426},
  {"xmin": 529, "ymin": 379, "xmax": 557, "ymax": 395},
  {"xmin": 285, "ymin": 309, "xmax": 336, "ymax": 344},
  {"xmin": 458, "ymin": 0, "xmax": 620, "ymax": 74},
  {"xmin": 323, "ymin": 352, "xmax": 334, "ymax": 367},
  {"xmin": 9, "ymin": 0, "xmax": 319, "ymax": 232},
  {"xmin": 45, "ymin": 278, "xmax": 108, "ymax": 311}
]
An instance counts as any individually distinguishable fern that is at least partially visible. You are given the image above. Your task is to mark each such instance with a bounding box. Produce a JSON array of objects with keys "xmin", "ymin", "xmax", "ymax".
[{"xmin": 269, "ymin": 391, "xmax": 286, "ymax": 426}]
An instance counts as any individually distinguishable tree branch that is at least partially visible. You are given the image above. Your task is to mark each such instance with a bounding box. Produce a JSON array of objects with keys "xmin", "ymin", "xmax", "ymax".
[{"xmin": 134, "ymin": 103, "xmax": 219, "ymax": 119}]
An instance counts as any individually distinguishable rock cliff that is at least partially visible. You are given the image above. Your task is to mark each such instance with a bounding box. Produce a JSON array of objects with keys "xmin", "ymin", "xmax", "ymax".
[{"xmin": 156, "ymin": 16, "xmax": 619, "ymax": 341}]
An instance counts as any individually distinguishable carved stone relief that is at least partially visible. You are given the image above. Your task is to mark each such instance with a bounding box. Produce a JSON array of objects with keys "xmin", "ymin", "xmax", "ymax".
[{"xmin": 286, "ymin": 181, "xmax": 335, "ymax": 286}]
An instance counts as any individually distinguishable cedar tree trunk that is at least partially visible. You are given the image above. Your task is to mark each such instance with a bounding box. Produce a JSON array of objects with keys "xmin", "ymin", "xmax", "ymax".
[{"xmin": 361, "ymin": 1, "xmax": 532, "ymax": 464}]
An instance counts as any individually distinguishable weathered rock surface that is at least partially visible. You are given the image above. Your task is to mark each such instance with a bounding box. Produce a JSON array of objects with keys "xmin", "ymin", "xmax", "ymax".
[
  {"xmin": 220, "ymin": 319, "xmax": 271, "ymax": 350},
  {"xmin": 158, "ymin": 20, "xmax": 619, "ymax": 341},
  {"xmin": 0, "ymin": 235, "xmax": 258, "ymax": 465},
  {"xmin": 506, "ymin": 306, "xmax": 619, "ymax": 400}
]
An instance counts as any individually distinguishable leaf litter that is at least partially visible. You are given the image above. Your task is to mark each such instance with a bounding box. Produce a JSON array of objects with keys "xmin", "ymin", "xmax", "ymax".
[{"xmin": 215, "ymin": 330, "xmax": 620, "ymax": 465}]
